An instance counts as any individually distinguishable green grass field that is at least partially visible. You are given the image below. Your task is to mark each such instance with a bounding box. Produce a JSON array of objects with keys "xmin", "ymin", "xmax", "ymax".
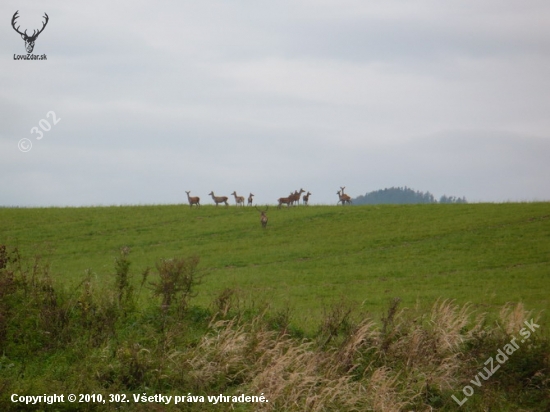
[
  {"xmin": 2, "ymin": 202, "xmax": 549, "ymax": 330},
  {"xmin": 2, "ymin": 202, "xmax": 550, "ymax": 411}
]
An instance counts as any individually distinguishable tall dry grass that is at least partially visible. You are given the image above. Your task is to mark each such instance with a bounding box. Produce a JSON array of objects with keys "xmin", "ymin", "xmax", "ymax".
[
  {"xmin": 183, "ymin": 313, "xmax": 412, "ymax": 411},
  {"xmin": 174, "ymin": 298, "xmax": 498, "ymax": 411}
]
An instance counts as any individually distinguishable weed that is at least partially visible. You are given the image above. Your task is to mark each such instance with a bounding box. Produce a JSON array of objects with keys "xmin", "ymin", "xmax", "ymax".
[
  {"xmin": 150, "ymin": 255, "xmax": 203, "ymax": 319},
  {"xmin": 380, "ymin": 297, "xmax": 401, "ymax": 352},
  {"xmin": 114, "ymin": 246, "xmax": 134, "ymax": 307},
  {"xmin": 212, "ymin": 287, "xmax": 237, "ymax": 318},
  {"xmin": 317, "ymin": 299, "xmax": 355, "ymax": 348}
]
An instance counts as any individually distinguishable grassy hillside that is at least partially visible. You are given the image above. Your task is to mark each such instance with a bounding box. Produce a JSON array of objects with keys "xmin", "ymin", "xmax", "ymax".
[
  {"xmin": 1, "ymin": 203, "xmax": 549, "ymax": 411},
  {"xmin": 1, "ymin": 202, "xmax": 549, "ymax": 329}
]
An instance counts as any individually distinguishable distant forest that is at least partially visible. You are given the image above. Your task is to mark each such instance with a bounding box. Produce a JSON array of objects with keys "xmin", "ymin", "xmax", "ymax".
[{"xmin": 352, "ymin": 187, "xmax": 467, "ymax": 205}]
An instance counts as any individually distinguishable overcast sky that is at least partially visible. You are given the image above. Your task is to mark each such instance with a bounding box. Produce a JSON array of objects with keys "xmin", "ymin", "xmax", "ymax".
[{"xmin": 1, "ymin": 0, "xmax": 549, "ymax": 206}]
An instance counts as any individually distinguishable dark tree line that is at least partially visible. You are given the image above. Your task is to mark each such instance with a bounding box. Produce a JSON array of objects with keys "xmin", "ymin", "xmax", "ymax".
[{"xmin": 352, "ymin": 187, "xmax": 467, "ymax": 205}]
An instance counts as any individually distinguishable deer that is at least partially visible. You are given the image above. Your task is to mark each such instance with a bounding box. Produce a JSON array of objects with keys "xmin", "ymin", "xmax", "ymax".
[
  {"xmin": 277, "ymin": 194, "xmax": 293, "ymax": 208},
  {"xmin": 295, "ymin": 188, "xmax": 306, "ymax": 204},
  {"xmin": 185, "ymin": 191, "xmax": 201, "ymax": 208},
  {"xmin": 231, "ymin": 191, "xmax": 245, "ymax": 207},
  {"xmin": 338, "ymin": 186, "xmax": 351, "ymax": 205},
  {"xmin": 247, "ymin": 193, "xmax": 254, "ymax": 206},
  {"xmin": 289, "ymin": 188, "xmax": 305, "ymax": 206},
  {"xmin": 11, "ymin": 11, "xmax": 49, "ymax": 54},
  {"xmin": 255, "ymin": 206, "xmax": 269, "ymax": 228},
  {"xmin": 337, "ymin": 189, "xmax": 352, "ymax": 205},
  {"xmin": 303, "ymin": 191, "xmax": 312, "ymax": 205},
  {"xmin": 208, "ymin": 191, "xmax": 229, "ymax": 206}
]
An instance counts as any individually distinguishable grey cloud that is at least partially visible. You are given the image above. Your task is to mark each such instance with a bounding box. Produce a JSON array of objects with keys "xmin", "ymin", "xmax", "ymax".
[{"xmin": 1, "ymin": 1, "xmax": 549, "ymax": 206}]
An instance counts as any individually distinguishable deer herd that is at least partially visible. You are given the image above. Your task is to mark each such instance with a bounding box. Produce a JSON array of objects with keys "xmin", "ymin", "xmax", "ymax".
[{"xmin": 185, "ymin": 187, "xmax": 352, "ymax": 228}]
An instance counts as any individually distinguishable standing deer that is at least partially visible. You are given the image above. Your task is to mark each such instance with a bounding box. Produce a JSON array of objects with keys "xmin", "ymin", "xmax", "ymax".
[
  {"xmin": 338, "ymin": 186, "xmax": 350, "ymax": 205},
  {"xmin": 208, "ymin": 191, "xmax": 229, "ymax": 206},
  {"xmin": 277, "ymin": 194, "xmax": 293, "ymax": 208},
  {"xmin": 185, "ymin": 191, "xmax": 201, "ymax": 208},
  {"xmin": 337, "ymin": 189, "xmax": 352, "ymax": 205},
  {"xmin": 303, "ymin": 191, "xmax": 312, "ymax": 205},
  {"xmin": 255, "ymin": 206, "xmax": 269, "ymax": 228},
  {"xmin": 11, "ymin": 11, "xmax": 49, "ymax": 54},
  {"xmin": 247, "ymin": 193, "xmax": 254, "ymax": 206},
  {"xmin": 231, "ymin": 191, "xmax": 245, "ymax": 207},
  {"xmin": 289, "ymin": 188, "xmax": 305, "ymax": 206}
]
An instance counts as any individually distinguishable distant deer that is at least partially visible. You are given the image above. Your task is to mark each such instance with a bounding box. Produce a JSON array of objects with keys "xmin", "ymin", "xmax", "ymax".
[
  {"xmin": 277, "ymin": 194, "xmax": 293, "ymax": 208},
  {"xmin": 185, "ymin": 191, "xmax": 201, "ymax": 208},
  {"xmin": 289, "ymin": 188, "xmax": 305, "ymax": 206},
  {"xmin": 337, "ymin": 189, "xmax": 352, "ymax": 205},
  {"xmin": 255, "ymin": 206, "xmax": 269, "ymax": 228},
  {"xmin": 303, "ymin": 191, "xmax": 312, "ymax": 205},
  {"xmin": 208, "ymin": 191, "xmax": 229, "ymax": 206},
  {"xmin": 247, "ymin": 193, "xmax": 254, "ymax": 206},
  {"xmin": 338, "ymin": 187, "xmax": 351, "ymax": 205},
  {"xmin": 231, "ymin": 191, "xmax": 245, "ymax": 207}
]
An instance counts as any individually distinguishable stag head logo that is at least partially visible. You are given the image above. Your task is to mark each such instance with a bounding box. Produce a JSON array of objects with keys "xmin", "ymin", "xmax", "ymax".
[{"xmin": 11, "ymin": 11, "xmax": 49, "ymax": 54}]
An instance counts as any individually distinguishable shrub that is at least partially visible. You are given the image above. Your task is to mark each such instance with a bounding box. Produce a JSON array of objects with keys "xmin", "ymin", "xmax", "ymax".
[{"xmin": 149, "ymin": 255, "xmax": 203, "ymax": 319}]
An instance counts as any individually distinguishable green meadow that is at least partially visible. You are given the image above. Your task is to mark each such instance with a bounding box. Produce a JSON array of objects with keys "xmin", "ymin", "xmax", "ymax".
[
  {"xmin": 2, "ymin": 202, "xmax": 549, "ymax": 329},
  {"xmin": 1, "ymin": 202, "xmax": 550, "ymax": 411}
]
